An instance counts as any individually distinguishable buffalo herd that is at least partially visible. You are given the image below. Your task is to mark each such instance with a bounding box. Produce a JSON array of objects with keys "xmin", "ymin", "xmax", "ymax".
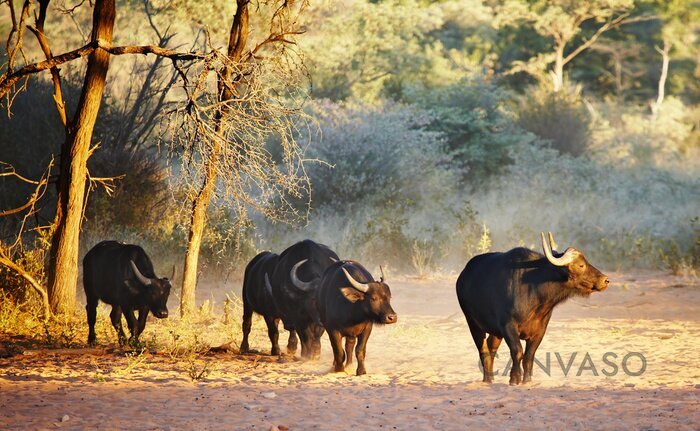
[{"xmin": 82, "ymin": 232, "xmax": 608, "ymax": 383}]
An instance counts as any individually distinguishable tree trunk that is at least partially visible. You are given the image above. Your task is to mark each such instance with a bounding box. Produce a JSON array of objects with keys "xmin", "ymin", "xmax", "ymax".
[
  {"xmin": 551, "ymin": 44, "xmax": 565, "ymax": 92},
  {"xmin": 651, "ymin": 39, "xmax": 670, "ymax": 117},
  {"xmin": 47, "ymin": 0, "xmax": 115, "ymax": 315},
  {"xmin": 179, "ymin": 0, "xmax": 249, "ymax": 316},
  {"xmin": 180, "ymin": 148, "xmax": 218, "ymax": 317}
]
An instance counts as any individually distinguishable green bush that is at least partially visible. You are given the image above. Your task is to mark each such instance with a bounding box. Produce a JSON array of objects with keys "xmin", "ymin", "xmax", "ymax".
[
  {"xmin": 517, "ymin": 84, "xmax": 592, "ymax": 157},
  {"xmin": 403, "ymin": 76, "xmax": 535, "ymax": 182}
]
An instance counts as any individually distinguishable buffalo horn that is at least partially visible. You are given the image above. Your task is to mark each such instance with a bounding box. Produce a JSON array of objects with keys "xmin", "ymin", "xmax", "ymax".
[
  {"xmin": 290, "ymin": 259, "xmax": 314, "ymax": 291},
  {"xmin": 379, "ymin": 265, "xmax": 386, "ymax": 282},
  {"xmin": 342, "ymin": 267, "xmax": 370, "ymax": 293},
  {"xmin": 548, "ymin": 232, "xmax": 558, "ymax": 251},
  {"xmin": 541, "ymin": 232, "xmax": 577, "ymax": 266},
  {"xmin": 130, "ymin": 260, "xmax": 152, "ymax": 286}
]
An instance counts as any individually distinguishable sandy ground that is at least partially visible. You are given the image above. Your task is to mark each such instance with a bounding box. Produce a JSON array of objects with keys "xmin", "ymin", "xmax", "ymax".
[{"xmin": 1, "ymin": 269, "xmax": 699, "ymax": 430}]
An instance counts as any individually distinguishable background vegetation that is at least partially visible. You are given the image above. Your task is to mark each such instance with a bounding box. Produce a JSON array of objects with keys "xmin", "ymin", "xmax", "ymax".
[{"xmin": 1, "ymin": 0, "xmax": 698, "ymax": 324}]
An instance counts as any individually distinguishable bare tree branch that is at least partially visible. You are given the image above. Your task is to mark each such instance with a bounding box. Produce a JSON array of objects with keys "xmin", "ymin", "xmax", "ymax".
[
  {"xmin": 0, "ymin": 39, "xmax": 208, "ymax": 101},
  {"xmin": 0, "ymin": 159, "xmax": 54, "ymax": 319},
  {"xmin": 27, "ymin": 0, "xmax": 69, "ymax": 127},
  {"xmin": 562, "ymin": 14, "xmax": 656, "ymax": 66},
  {"xmin": 0, "ymin": 249, "xmax": 51, "ymax": 319},
  {"xmin": 0, "ymin": 161, "xmax": 43, "ymax": 185},
  {"xmin": 6, "ymin": 0, "xmax": 31, "ymax": 73}
]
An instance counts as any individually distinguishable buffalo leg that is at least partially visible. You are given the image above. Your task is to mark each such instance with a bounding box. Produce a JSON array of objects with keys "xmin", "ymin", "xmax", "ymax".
[
  {"xmin": 486, "ymin": 334, "xmax": 502, "ymax": 380},
  {"xmin": 299, "ymin": 325, "xmax": 318, "ymax": 360},
  {"xmin": 523, "ymin": 315, "xmax": 551, "ymax": 383},
  {"xmin": 345, "ymin": 337, "xmax": 357, "ymax": 367},
  {"xmin": 264, "ymin": 316, "xmax": 282, "ymax": 356},
  {"xmin": 240, "ymin": 295, "xmax": 253, "ymax": 353},
  {"xmin": 136, "ymin": 306, "xmax": 149, "ymax": 339},
  {"xmin": 110, "ymin": 306, "xmax": 127, "ymax": 346},
  {"xmin": 522, "ymin": 334, "xmax": 545, "ymax": 384},
  {"xmin": 124, "ymin": 308, "xmax": 139, "ymax": 344},
  {"xmin": 310, "ymin": 324, "xmax": 324, "ymax": 360},
  {"xmin": 328, "ymin": 330, "xmax": 345, "ymax": 372},
  {"xmin": 466, "ymin": 316, "xmax": 494, "ymax": 383},
  {"xmin": 86, "ymin": 298, "xmax": 98, "ymax": 346},
  {"xmin": 286, "ymin": 330, "xmax": 298, "ymax": 355},
  {"xmin": 355, "ymin": 323, "xmax": 373, "ymax": 376},
  {"xmin": 297, "ymin": 326, "xmax": 309, "ymax": 359},
  {"xmin": 503, "ymin": 324, "xmax": 523, "ymax": 385}
]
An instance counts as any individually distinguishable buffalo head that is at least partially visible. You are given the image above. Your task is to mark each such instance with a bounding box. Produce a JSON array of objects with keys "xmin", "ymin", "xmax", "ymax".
[
  {"xmin": 541, "ymin": 232, "xmax": 609, "ymax": 293},
  {"xmin": 128, "ymin": 260, "xmax": 172, "ymax": 318},
  {"xmin": 341, "ymin": 266, "xmax": 397, "ymax": 324}
]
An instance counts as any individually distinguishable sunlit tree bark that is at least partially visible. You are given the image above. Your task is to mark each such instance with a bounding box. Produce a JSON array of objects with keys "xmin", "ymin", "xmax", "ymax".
[
  {"xmin": 47, "ymin": 0, "xmax": 116, "ymax": 314},
  {"xmin": 178, "ymin": 0, "xmax": 308, "ymax": 316}
]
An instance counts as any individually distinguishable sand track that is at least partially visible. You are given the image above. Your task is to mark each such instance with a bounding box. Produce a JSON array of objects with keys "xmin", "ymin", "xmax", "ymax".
[{"xmin": 1, "ymin": 270, "xmax": 699, "ymax": 430}]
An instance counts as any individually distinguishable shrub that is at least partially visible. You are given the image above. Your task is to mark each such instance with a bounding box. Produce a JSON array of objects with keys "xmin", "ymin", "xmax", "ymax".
[
  {"xmin": 257, "ymin": 100, "xmax": 487, "ymax": 271},
  {"xmin": 516, "ymin": 84, "xmax": 592, "ymax": 157},
  {"xmin": 403, "ymin": 76, "xmax": 533, "ymax": 183},
  {"xmin": 472, "ymin": 144, "xmax": 700, "ymax": 270}
]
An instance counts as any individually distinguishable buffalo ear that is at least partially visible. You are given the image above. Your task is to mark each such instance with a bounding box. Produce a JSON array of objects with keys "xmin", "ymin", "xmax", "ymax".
[{"xmin": 340, "ymin": 287, "xmax": 364, "ymax": 303}]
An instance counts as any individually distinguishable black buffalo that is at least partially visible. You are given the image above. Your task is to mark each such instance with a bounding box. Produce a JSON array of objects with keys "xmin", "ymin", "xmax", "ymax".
[
  {"xmin": 83, "ymin": 241, "xmax": 173, "ymax": 346},
  {"xmin": 316, "ymin": 260, "xmax": 397, "ymax": 375},
  {"xmin": 240, "ymin": 251, "xmax": 298, "ymax": 355},
  {"xmin": 456, "ymin": 232, "xmax": 609, "ymax": 385},
  {"xmin": 270, "ymin": 239, "xmax": 339, "ymax": 360}
]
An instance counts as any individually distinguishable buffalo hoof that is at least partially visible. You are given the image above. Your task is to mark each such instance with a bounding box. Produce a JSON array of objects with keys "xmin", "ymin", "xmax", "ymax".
[
  {"xmin": 356, "ymin": 367, "xmax": 366, "ymax": 376},
  {"xmin": 482, "ymin": 377, "xmax": 494, "ymax": 384},
  {"xmin": 128, "ymin": 337, "xmax": 144, "ymax": 350},
  {"xmin": 87, "ymin": 338, "xmax": 97, "ymax": 347},
  {"xmin": 333, "ymin": 363, "xmax": 345, "ymax": 373},
  {"xmin": 271, "ymin": 347, "xmax": 281, "ymax": 356},
  {"xmin": 240, "ymin": 342, "xmax": 249, "ymax": 353},
  {"xmin": 522, "ymin": 375, "xmax": 532, "ymax": 384},
  {"xmin": 509, "ymin": 373, "xmax": 522, "ymax": 386}
]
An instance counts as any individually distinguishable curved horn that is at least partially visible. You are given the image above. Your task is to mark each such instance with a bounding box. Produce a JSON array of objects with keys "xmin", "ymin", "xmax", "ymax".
[
  {"xmin": 264, "ymin": 273, "xmax": 273, "ymax": 296},
  {"xmin": 130, "ymin": 260, "xmax": 152, "ymax": 286},
  {"xmin": 329, "ymin": 257, "xmax": 338, "ymax": 263},
  {"xmin": 342, "ymin": 267, "xmax": 369, "ymax": 293},
  {"xmin": 290, "ymin": 259, "xmax": 314, "ymax": 291},
  {"xmin": 541, "ymin": 232, "xmax": 577, "ymax": 266},
  {"xmin": 379, "ymin": 265, "xmax": 386, "ymax": 282},
  {"xmin": 548, "ymin": 232, "xmax": 558, "ymax": 251}
]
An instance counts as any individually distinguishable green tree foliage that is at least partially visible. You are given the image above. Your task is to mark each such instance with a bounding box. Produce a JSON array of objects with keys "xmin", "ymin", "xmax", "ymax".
[
  {"xmin": 494, "ymin": 0, "xmax": 642, "ymax": 91},
  {"xmin": 404, "ymin": 76, "xmax": 536, "ymax": 181},
  {"xmin": 301, "ymin": 0, "xmax": 496, "ymax": 101}
]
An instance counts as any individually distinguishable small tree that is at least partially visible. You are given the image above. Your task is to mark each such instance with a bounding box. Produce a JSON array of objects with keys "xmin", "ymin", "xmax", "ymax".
[
  {"xmin": 170, "ymin": 0, "xmax": 311, "ymax": 316},
  {"xmin": 495, "ymin": 0, "xmax": 652, "ymax": 92},
  {"xmin": 1, "ymin": 0, "xmax": 205, "ymax": 314}
]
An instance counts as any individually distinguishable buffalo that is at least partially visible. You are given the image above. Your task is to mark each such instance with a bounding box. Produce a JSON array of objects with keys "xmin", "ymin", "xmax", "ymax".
[
  {"xmin": 316, "ymin": 260, "xmax": 397, "ymax": 375},
  {"xmin": 240, "ymin": 251, "xmax": 298, "ymax": 355},
  {"xmin": 269, "ymin": 239, "xmax": 339, "ymax": 360},
  {"xmin": 456, "ymin": 232, "xmax": 609, "ymax": 385},
  {"xmin": 83, "ymin": 241, "xmax": 173, "ymax": 346}
]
